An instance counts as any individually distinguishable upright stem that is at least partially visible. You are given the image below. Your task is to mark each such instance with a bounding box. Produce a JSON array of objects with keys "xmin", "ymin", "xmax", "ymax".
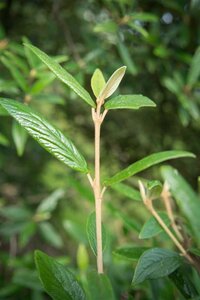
[{"xmin": 93, "ymin": 103, "xmax": 103, "ymax": 273}]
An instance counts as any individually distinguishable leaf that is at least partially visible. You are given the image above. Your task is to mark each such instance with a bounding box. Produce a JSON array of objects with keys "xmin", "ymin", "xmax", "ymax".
[
  {"xmin": 86, "ymin": 212, "xmax": 107, "ymax": 256},
  {"xmin": 113, "ymin": 246, "xmax": 149, "ymax": 261},
  {"xmin": 12, "ymin": 120, "xmax": 28, "ymax": 156},
  {"xmin": 0, "ymin": 99, "xmax": 88, "ymax": 173},
  {"xmin": 35, "ymin": 250, "xmax": 86, "ymax": 300},
  {"xmin": 161, "ymin": 166, "xmax": 200, "ymax": 245},
  {"xmin": 24, "ymin": 43, "xmax": 95, "ymax": 107},
  {"xmin": 117, "ymin": 41, "xmax": 137, "ymax": 75},
  {"xmin": 0, "ymin": 133, "xmax": 10, "ymax": 146},
  {"xmin": 139, "ymin": 212, "xmax": 170, "ymax": 239},
  {"xmin": 189, "ymin": 248, "xmax": 200, "ymax": 257},
  {"xmin": 107, "ymin": 203, "xmax": 141, "ymax": 232},
  {"xmin": 104, "ymin": 150, "xmax": 195, "ymax": 186},
  {"xmin": 86, "ymin": 270, "xmax": 115, "ymax": 300},
  {"xmin": 91, "ymin": 69, "xmax": 106, "ymax": 98},
  {"xmin": 104, "ymin": 94, "xmax": 156, "ymax": 110},
  {"xmin": 98, "ymin": 66, "xmax": 126, "ymax": 101},
  {"xmin": 187, "ymin": 46, "xmax": 200, "ymax": 87},
  {"xmin": 111, "ymin": 182, "xmax": 141, "ymax": 201},
  {"xmin": 132, "ymin": 248, "xmax": 182, "ymax": 286},
  {"xmin": 77, "ymin": 244, "xmax": 89, "ymax": 271},
  {"xmin": 147, "ymin": 180, "xmax": 163, "ymax": 199},
  {"xmin": 39, "ymin": 222, "xmax": 63, "ymax": 249},
  {"xmin": 12, "ymin": 268, "xmax": 43, "ymax": 291},
  {"xmin": 37, "ymin": 189, "xmax": 65, "ymax": 214},
  {"xmin": 169, "ymin": 266, "xmax": 199, "ymax": 299},
  {"xmin": 1, "ymin": 57, "xmax": 28, "ymax": 92}
]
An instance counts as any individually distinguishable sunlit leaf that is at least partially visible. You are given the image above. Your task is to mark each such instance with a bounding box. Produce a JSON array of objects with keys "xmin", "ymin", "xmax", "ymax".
[
  {"xmin": 104, "ymin": 151, "xmax": 195, "ymax": 186},
  {"xmin": 12, "ymin": 120, "xmax": 28, "ymax": 156},
  {"xmin": 91, "ymin": 69, "xmax": 106, "ymax": 98},
  {"xmin": 98, "ymin": 66, "xmax": 126, "ymax": 101},
  {"xmin": 24, "ymin": 43, "xmax": 95, "ymax": 107},
  {"xmin": 104, "ymin": 95, "xmax": 156, "ymax": 110},
  {"xmin": 0, "ymin": 99, "xmax": 88, "ymax": 173}
]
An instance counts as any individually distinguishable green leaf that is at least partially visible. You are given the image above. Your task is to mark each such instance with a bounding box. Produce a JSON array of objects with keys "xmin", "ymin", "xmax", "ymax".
[
  {"xmin": 77, "ymin": 244, "xmax": 89, "ymax": 271},
  {"xmin": 111, "ymin": 182, "xmax": 141, "ymax": 201},
  {"xmin": 139, "ymin": 212, "xmax": 170, "ymax": 239},
  {"xmin": 24, "ymin": 43, "xmax": 95, "ymax": 107},
  {"xmin": 0, "ymin": 99, "xmax": 88, "ymax": 173},
  {"xmin": 39, "ymin": 222, "xmax": 63, "ymax": 249},
  {"xmin": 86, "ymin": 270, "xmax": 115, "ymax": 300},
  {"xmin": 37, "ymin": 189, "xmax": 65, "ymax": 214},
  {"xmin": 147, "ymin": 180, "xmax": 163, "ymax": 199},
  {"xmin": 0, "ymin": 133, "xmax": 10, "ymax": 146},
  {"xmin": 169, "ymin": 266, "xmax": 199, "ymax": 299},
  {"xmin": 104, "ymin": 94, "xmax": 156, "ymax": 110},
  {"xmin": 12, "ymin": 120, "xmax": 28, "ymax": 156},
  {"xmin": 113, "ymin": 246, "xmax": 149, "ymax": 261},
  {"xmin": 107, "ymin": 203, "xmax": 141, "ymax": 232},
  {"xmin": 161, "ymin": 166, "xmax": 200, "ymax": 245},
  {"xmin": 30, "ymin": 73, "xmax": 55, "ymax": 95},
  {"xmin": 189, "ymin": 248, "xmax": 200, "ymax": 257},
  {"xmin": 132, "ymin": 248, "xmax": 182, "ymax": 286},
  {"xmin": 91, "ymin": 69, "xmax": 106, "ymax": 98},
  {"xmin": 12, "ymin": 268, "xmax": 43, "ymax": 291},
  {"xmin": 187, "ymin": 46, "xmax": 200, "ymax": 87},
  {"xmin": 86, "ymin": 212, "xmax": 107, "ymax": 256},
  {"xmin": 117, "ymin": 41, "xmax": 137, "ymax": 75},
  {"xmin": 98, "ymin": 66, "xmax": 126, "ymax": 101},
  {"xmin": 1, "ymin": 57, "xmax": 28, "ymax": 92},
  {"xmin": 35, "ymin": 250, "xmax": 86, "ymax": 300},
  {"xmin": 104, "ymin": 151, "xmax": 195, "ymax": 186}
]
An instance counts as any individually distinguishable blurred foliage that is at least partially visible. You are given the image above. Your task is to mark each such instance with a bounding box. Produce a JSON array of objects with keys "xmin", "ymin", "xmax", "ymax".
[{"xmin": 0, "ymin": 0, "xmax": 200, "ymax": 299}]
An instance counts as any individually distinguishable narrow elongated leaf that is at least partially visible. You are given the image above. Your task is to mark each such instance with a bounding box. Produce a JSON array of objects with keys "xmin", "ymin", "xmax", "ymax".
[
  {"xmin": 39, "ymin": 222, "xmax": 63, "ymax": 249},
  {"xmin": 111, "ymin": 182, "xmax": 141, "ymax": 201},
  {"xmin": 139, "ymin": 212, "xmax": 170, "ymax": 239},
  {"xmin": 117, "ymin": 41, "xmax": 137, "ymax": 75},
  {"xmin": 104, "ymin": 94, "xmax": 156, "ymax": 110},
  {"xmin": 104, "ymin": 151, "xmax": 195, "ymax": 186},
  {"xmin": 35, "ymin": 250, "xmax": 86, "ymax": 300},
  {"xmin": 0, "ymin": 99, "xmax": 88, "ymax": 173},
  {"xmin": 0, "ymin": 133, "xmax": 9, "ymax": 146},
  {"xmin": 86, "ymin": 271, "xmax": 115, "ymax": 300},
  {"xmin": 1, "ymin": 57, "xmax": 28, "ymax": 92},
  {"xmin": 86, "ymin": 212, "xmax": 107, "ymax": 256},
  {"xmin": 113, "ymin": 246, "xmax": 149, "ymax": 261},
  {"xmin": 24, "ymin": 44, "xmax": 95, "ymax": 107},
  {"xmin": 91, "ymin": 69, "xmax": 106, "ymax": 98},
  {"xmin": 98, "ymin": 66, "xmax": 126, "ymax": 101},
  {"xmin": 132, "ymin": 248, "xmax": 182, "ymax": 286},
  {"xmin": 161, "ymin": 166, "xmax": 200, "ymax": 245},
  {"xmin": 187, "ymin": 46, "xmax": 200, "ymax": 87},
  {"xmin": 12, "ymin": 120, "xmax": 28, "ymax": 156}
]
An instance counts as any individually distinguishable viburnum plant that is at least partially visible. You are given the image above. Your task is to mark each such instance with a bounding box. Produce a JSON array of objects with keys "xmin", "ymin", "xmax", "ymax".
[{"xmin": 0, "ymin": 43, "xmax": 197, "ymax": 299}]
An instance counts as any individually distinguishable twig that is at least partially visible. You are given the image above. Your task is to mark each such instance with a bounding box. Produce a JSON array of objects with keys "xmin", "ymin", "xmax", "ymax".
[
  {"xmin": 161, "ymin": 182, "xmax": 184, "ymax": 242},
  {"xmin": 138, "ymin": 181, "xmax": 194, "ymax": 264}
]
